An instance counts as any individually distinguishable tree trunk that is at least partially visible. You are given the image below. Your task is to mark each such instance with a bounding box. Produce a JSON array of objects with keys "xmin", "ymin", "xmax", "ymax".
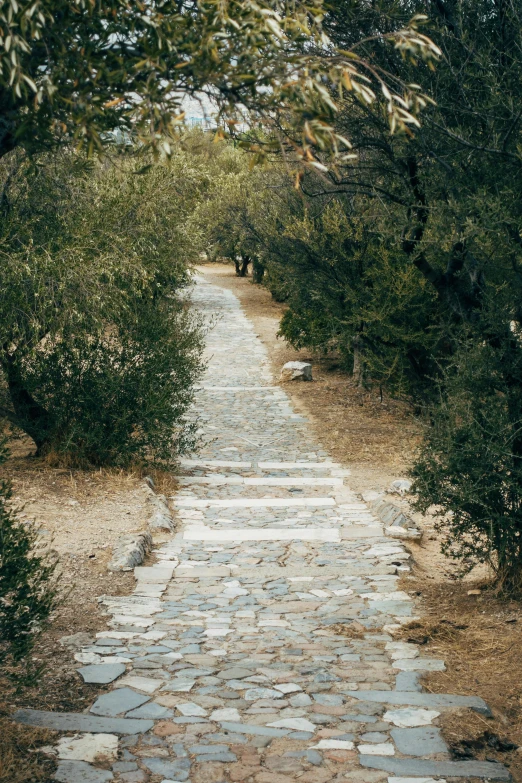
[
  {"xmin": 353, "ymin": 334, "xmax": 364, "ymax": 387},
  {"xmin": 252, "ymin": 259, "xmax": 265, "ymax": 283},
  {"xmin": 3, "ymin": 356, "xmax": 52, "ymax": 453},
  {"xmin": 238, "ymin": 256, "xmax": 251, "ymax": 277}
]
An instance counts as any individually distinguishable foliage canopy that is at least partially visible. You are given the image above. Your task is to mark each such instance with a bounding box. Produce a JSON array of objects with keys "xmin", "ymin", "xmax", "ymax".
[{"xmin": 0, "ymin": 0, "xmax": 439, "ymax": 162}]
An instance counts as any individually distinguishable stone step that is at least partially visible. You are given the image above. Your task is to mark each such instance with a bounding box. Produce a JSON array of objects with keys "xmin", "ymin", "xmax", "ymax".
[
  {"xmin": 173, "ymin": 497, "xmax": 337, "ymax": 508},
  {"xmin": 197, "ymin": 385, "xmax": 279, "ymax": 391},
  {"xmin": 182, "ymin": 525, "xmax": 340, "ymax": 542},
  {"xmin": 179, "ymin": 458, "xmax": 252, "ymax": 468},
  {"xmin": 257, "ymin": 461, "xmax": 340, "ymax": 469},
  {"xmin": 170, "ymin": 564, "xmax": 397, "ymax": 579},
  {"xmin": 178, "ymin": 476, "xmax": 343, "ymax": 486}
]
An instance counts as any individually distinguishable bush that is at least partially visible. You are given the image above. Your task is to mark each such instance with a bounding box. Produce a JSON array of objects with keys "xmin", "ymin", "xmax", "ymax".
[
  {"xmin": 0, "ymin": 442, "xmax": 59, "ymax": 676},
  {"xmin": 411, "ymin": 318, "xmax": 522, "ymax": 592},
  {"xmin": 21, "ymin": 300, "xmax": 203, "ymax": 467},
  {"xmin": 0, "ymin": 145, "xmax": 208, "ymax": 466}
]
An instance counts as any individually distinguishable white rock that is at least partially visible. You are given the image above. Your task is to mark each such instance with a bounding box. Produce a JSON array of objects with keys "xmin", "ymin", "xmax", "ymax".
[
  {"xmin": 163, "ymin": 680, "xmax": 195, "ymax": 692},
  {"xmin": 74, "ymin": 653, "xmax": 102, "ymax": 664},
  {"xmin": 386, "ymin": 525, "xmax": 423, "ymax": 541},
  {"xmin": 385, "ymin": 642, "xmax": 419, "ymax": 660},
  {"xmin": 210, "ymin": 708, "xmax": 241, "ymax": 721},
  {"xmin": 139, "ymin": 631, "xmax": 167, "ymax": 641},
  {"xmin": 280, "ymin": 361, "xmax": 313, "ymax": 382},
  {"xmin": 383, "ymin": 708, "xmax": 440, "ymax": 728},
  {"xmin": 267, "ymin": 718, "xmax": 316, "ymax": 732},
  {"xmin": 274, "ymin": 683, "xmax": 302, "ymax": 694},
  {"xmin": 114, "ymin": 675, "xmax": 163, "ymax": 693},
  {"xmin": 222, "ymin": 588, "xmax": 249, "ymax": 597},
  {"xmin": 55, "ymin": 733, "xmax": 118, "ymax": 763},
  {"xmin": 311, "ymin": 739, "xmax": 354, "ymax": 750},
  {"xmin": 358, "ymin": 743, "xmax": 395, "ymax": 755},
  {"xmin": 382, "ymin": 591, "xmax": 412, "ymax": 601},
  {"xmin": 148, "ymin": 493, "xmax": 175, "ymax": 531},
  {"xmin": 177, "ymin": 702, "xmax": 208, "ymax": 717},
  {"xmin": 389, "ymin": 479, "xmax": 412, "ymax": 495}
]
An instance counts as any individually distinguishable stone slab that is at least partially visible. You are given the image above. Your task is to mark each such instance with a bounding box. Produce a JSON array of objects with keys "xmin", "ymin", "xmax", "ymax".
[
  {"xmin": 346, "ymin": 690, "xmax": 491, "ymax": 715},
  {"xmin": 232, "ymin": 566, "xmax": 395, "ymax": 579},
  {"xmin": 55, "ymin": 733, "xmax": 119, "ymax": 763},
  {"xmin": 13, "ymin": 709, "xmax": 153, "ymax": 734},
  {"xmin": 77, "ymin": 664, "xmax": 126, "ymax": 684},
  {"xmin": 54, "ymin": 760, "xmax": 113, "ymax": 782},
  {"xmin": 359, "ymin": 756, "xmax": 510, "ymax": 780},
  {"xmin": 90, "ymin": 688, "xmax": 151, "ymax": 717},
  {"xmin": 390, "ymin": 727, "xmax": 448, "ymax": 756},
  {"xmin": 134, "ymin": 566, "xmax": 175, "ymax": 582},
  {"xmin": 340, "ymin": 527, "xmax": 384, "ymax": 539},
  {"xmin": 393, "ymin": 659, "xmax": 446, "ymax": 672},
  {"xmin": 141, "ymin": 758, "xmax": 191, "ymax": 779}
]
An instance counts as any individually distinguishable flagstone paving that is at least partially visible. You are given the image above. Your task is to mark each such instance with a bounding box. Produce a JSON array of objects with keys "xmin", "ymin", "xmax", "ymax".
[{"xmin": 15, "ymin": 276, "xmax": 510, "ymax": 782}]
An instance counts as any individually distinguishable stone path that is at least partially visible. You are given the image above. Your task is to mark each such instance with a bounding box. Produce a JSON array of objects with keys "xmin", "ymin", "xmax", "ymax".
[{"xmin": 15, "ymin": 276, "xmax": 510, "ymax": 783}]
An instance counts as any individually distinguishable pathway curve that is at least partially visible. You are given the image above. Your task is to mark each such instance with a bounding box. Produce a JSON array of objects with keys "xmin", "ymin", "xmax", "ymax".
[{"xmin": 15, "ymin": 276, "xmax": 509, "ymax": 783}]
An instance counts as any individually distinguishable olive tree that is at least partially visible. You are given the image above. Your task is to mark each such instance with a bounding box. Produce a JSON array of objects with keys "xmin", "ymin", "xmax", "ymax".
[{"xmin": 0, "ymin": 0, "xmax": 439, "ymax": 163}]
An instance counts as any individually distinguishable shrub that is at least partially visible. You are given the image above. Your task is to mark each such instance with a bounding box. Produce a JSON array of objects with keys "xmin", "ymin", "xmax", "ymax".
[
  {"xmin": 411, "ymin": 318, "xmax": 522, "ymax": 592},
  {"xmin": 20, "ymin": 300, "xmax": 203, "ymax": 467},
  {"xmin": 0, "ymin": 146, "xmax": 207, "ymax": 466},
  {"xmin": 0, "ymin": 442, "xmax": 59, "ymax": 676}
]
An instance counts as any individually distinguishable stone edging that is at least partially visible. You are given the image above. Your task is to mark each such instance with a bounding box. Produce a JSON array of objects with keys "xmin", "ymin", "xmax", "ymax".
[
  {"xmin": 107, "ymin": 481, "xmax": 175, "ymax": 571},
  {"xmin": 366, "ymin": 494, "xmax": 423, "ymax": 541}
]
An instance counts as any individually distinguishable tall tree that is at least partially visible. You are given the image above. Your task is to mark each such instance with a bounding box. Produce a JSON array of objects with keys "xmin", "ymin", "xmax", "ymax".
[
  {"xmin": 317, "ymin": 0, "xmax": 522, "ymax": 326},
  {"xmin": 315, "ymin": 0, "xmax": 522, "ymax": 588}
]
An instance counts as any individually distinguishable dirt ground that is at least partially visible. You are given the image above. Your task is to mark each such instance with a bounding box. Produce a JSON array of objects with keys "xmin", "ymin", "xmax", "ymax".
[{"xmin": 202, "ymin": 263, "xmax": 522, "ymax": 781}]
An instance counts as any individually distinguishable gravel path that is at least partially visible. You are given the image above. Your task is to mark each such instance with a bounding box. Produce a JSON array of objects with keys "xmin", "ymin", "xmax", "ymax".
[{"xmin": 14, "ymin": 278, "xmax": 509, "ymax": 783}]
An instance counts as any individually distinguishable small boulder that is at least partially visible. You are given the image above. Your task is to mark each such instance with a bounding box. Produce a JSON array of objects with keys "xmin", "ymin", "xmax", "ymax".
[
  {"xmin": 280, "ymin": 361, "xmax": 312, "ymax": 382},
  {"xmin": 389, "ymin": 479, "xmax": 412, "ymax": 495}
]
